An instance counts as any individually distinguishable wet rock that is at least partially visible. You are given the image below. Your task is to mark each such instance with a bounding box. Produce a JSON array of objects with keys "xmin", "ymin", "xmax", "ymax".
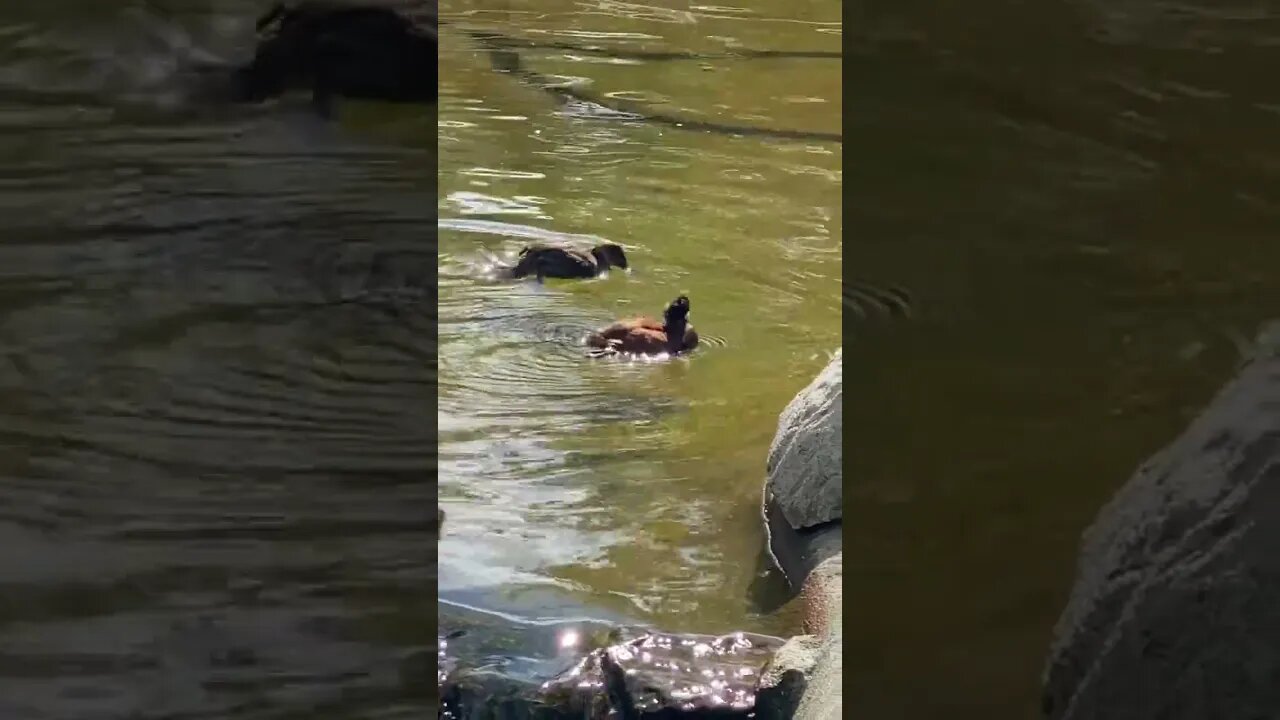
[
  {"xmin": 759, "ymin": 353, "xmax": 844, "ymax": 720},
  {"xmin": 755, "ymin": 555, "xmax": 843, "ymax": 720},
  {"xmin": 762, "ymin": 491, "xmax": 842, "ymax": 592},
  {"xmin": 762, "ymin": 350, "xmax": 842, "ymax": 593},
  {"xmin": 791, "ymin": 555, "xmax": 843, "ymax": 720},
  {"xmin": 766, "ymin": 350, "xmax": 842, "ymax": 531},
  {"xmin": 1042, "ymin": 322, "xmax": 1280, "ymax": 720},
  {"xmin": 754, "ymin": 634, "xmax": 820, "ymax": 720},
  {"xmin": 440, "ymin": 629, "xmax": 783, "ymax": 719}
]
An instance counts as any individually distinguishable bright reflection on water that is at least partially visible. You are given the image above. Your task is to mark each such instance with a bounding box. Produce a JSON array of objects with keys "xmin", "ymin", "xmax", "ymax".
[{"xmin": 437, "ymin": 0, "xmax": 843, "ymax": 642}]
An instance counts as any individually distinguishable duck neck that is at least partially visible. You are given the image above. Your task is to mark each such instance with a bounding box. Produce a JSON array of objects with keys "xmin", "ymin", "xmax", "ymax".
[
  {"xmin": 663, "ymin": 316, "xmax": 687, "ymax": 351},
  {"xmin": 590, "ymin": 248, "xmax": 612, "ymax": 270}
]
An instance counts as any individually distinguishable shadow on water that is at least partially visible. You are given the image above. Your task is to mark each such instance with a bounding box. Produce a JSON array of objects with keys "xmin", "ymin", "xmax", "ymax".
[
  {"xmin": 847, "ymin": 2, "xmax": 1280, "ymax": 719},
  {"xmin": 0, "ymin": 2, "xmax": 434, "ymax": 718},
  {"xmin": 461, "ymin": 26, "xmax": 845, "ymax": 143}
]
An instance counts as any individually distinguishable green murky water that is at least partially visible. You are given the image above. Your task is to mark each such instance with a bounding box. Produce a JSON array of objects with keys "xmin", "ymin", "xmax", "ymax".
[
  {"xmin": 3, "ymin": 0, "xmax": 1273, "ymax": 717},
  {"xmin": 441, "ymin": 0, "xmax": 1280, "ymax": 717},
  {"xmin": 0, "ymin": 2, "xmax": 433, "ymax": 717},
  {"xmin": 436, "ymin": 0, "xmax": 842, "ymax": 646},
  {"xmin": 851, "ymin": 3, "xmax": 1280, "ymax": 718}
]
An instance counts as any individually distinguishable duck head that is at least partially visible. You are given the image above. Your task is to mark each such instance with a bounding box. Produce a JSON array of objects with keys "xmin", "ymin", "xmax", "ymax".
[
  {"xmin": 662, "ymin": 295, "xmax": 691, "ymax": 349},
  {"xmin": 590, "ymin": 243, "xmax": 629, "ymax": 271}
]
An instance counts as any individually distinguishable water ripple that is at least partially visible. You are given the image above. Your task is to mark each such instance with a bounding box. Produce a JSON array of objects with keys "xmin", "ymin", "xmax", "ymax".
[{"xmin": 0, "ymin": 7, "xmax": 435, "ymax": 716}]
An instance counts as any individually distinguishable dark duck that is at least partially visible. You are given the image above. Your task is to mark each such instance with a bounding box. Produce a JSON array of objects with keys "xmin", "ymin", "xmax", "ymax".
[
  {"xmin": 503, "ymin": 243, "xmax": 629, "ymax": 281},
  {"xmin": 586, "ymin": 295, "xmax": 699, "ymax": 356},
  {"xmin": 226, "ymin": 2, "xmax": 437, "ymax": 114}
]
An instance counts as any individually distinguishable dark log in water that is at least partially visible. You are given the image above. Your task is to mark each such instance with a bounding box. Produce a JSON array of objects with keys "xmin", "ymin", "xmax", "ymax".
[{"xmin": 461, "ymin": 26, "xmax": 842, "ymax": 144}]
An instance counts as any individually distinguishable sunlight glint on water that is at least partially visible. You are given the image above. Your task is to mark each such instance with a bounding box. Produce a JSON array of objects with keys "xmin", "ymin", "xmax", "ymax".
[{"xmin": 437, "ymin": 0, "xmax": 843, "ymax": 642}]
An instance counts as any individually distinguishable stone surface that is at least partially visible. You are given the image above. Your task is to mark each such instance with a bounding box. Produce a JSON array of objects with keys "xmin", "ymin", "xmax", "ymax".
[
  {"xmin": 758, "ymin": 353, "xmax": 845, "ymax": 720},
  {"xmin": 1042, "ymin": 322, "xmax": 1280, "ymax": 720},
  {"xmin": 766, "ymin": 350, "xmax": 843, "ymax": 530},
  {"xmin": 755, "ymin": 635, "xmax": 821, "ymax": 720},
  {"xmin": 440, "ymin": 629, "xmax": 784, "ymax": 719},
  {"xmin": 763, "ymin": 490, "xmax": 843, "ymax": 592},
  {"xmin": 757, "ymin": 554, "xmax": 843, "ymax": 720},
  {"xmin": 794, "ymin": 555, "xmax": 842, "ymax": 720}
]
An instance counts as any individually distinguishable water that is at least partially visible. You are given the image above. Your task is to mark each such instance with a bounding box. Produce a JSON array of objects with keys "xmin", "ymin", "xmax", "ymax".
[
  {"xmin": 436, "ymin": 0, "xmax": 842, "ymax": 677},
  {"xmin": 850, "ymin": 4, "xmax": 1280, "ymax": 719},
  {"xmin": 5, "ymin": 0, "xmax": 1274, "ymax": 717},
  {"xmin": 0, "ymin": 2, "xmax": 434, "ymax": 717},
  {"xmin": 442, "ymin": 0, "xmax": 1280, "ymax": 718}
]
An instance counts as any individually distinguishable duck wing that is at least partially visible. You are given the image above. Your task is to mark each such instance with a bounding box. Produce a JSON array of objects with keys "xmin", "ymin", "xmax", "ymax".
[
  {"xmin": 510, "ymin": 246, "xmax": 595, "ymax": 279},
  {"xmin": 586, "ymin": 326, "xmax": 669, "ymax": 353},
  {"xmin": 622, "ymin": 316, "xmax": 664, "ymax": 331},
  {"xmin": 508, "ymin": 246, "xmax": 562, "ymax": 278},
  {"xmin": 586, "ymin": 316, "xmax": 668, "ymax": 352}
]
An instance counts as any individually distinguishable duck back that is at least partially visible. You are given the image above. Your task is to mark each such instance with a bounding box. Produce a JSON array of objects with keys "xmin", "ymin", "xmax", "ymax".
[
  {"xmin": 509, "ymin": 246, "xmax": 598, "ymax": 279},
  {"xmin": 586, "ymin": 316, "xmax": 697, "ymax": 355}
]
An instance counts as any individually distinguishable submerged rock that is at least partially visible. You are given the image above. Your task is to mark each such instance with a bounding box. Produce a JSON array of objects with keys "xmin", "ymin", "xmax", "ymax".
[
  {"xmin": 1042, "ymin": 322, "xmax": 1280, "ymax": 720},
  {"xmin": 440, "ymin": 629, "xmax": 784, "ymax": 719}
]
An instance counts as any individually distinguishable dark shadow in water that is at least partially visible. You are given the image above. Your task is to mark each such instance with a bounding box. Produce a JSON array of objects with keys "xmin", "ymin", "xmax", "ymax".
[
  {"xmin": 745, "ymin": 543, "xmax": 796, "ymax": 615},
  {"xmin": 454, "ymin": 25, "xmax": 843, "ymax": 143},
  {"xmin": 0, "ymin": 5, "xmax": 438, "ymax": 719}
]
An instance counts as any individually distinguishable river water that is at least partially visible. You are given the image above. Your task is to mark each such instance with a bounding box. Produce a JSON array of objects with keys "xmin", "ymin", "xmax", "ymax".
[
  {"xmin": 851, "ymin": 3, "xmax": 1280, "ymax": 718},
  {"xmin": 436, "ymin": 0, "xmax": 842, "ymax": 694},
  {"xmin": 0, "ymin": 2, "xmax": 434, "ymax": 717},
  {"xmin": 3, "ymin": 0, "xmax": 1277, "ymax": 718}
]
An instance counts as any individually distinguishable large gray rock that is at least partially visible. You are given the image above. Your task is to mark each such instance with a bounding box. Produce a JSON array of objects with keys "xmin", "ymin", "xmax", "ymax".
[
  {"xmin": 757, "ymin": 554, "xmax": 843, "ymax": 720},
  {"xmin": 758, "ymin": 352, "xmax": 844, "ymax": 720},
  {"xmin": 763, "ymin": 350, "xmax": 843, "ymax": 591},
  {"xmin": 766, "ymin": 350, "xmax": 843, "ymax": 530},
  {"xmin": 1042, "ymin": 322, "xmax": 1280, "ymax": 720}
]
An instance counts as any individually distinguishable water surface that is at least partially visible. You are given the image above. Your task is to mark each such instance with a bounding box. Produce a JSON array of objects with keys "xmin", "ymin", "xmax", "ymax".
[
  {"xmin": 0, "ymin": 2, "xmax": 435, "ymax": 717},
  {"xmin": 851, "ymin": 2, "xmax": 1280, "ymax": 717},
  {"xmin": 436, "ymin": 0, "xmax": 844, "ymax": 667}
]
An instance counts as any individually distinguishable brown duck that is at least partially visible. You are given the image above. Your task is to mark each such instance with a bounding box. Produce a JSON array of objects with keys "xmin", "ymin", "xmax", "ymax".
[
  {"xmin": 505, "ymin": 243, "xmax": 628, "ymax": 280},
  {"xmin": 586, "ymin": 295, "xmax": 699, "ymax": 356}
]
